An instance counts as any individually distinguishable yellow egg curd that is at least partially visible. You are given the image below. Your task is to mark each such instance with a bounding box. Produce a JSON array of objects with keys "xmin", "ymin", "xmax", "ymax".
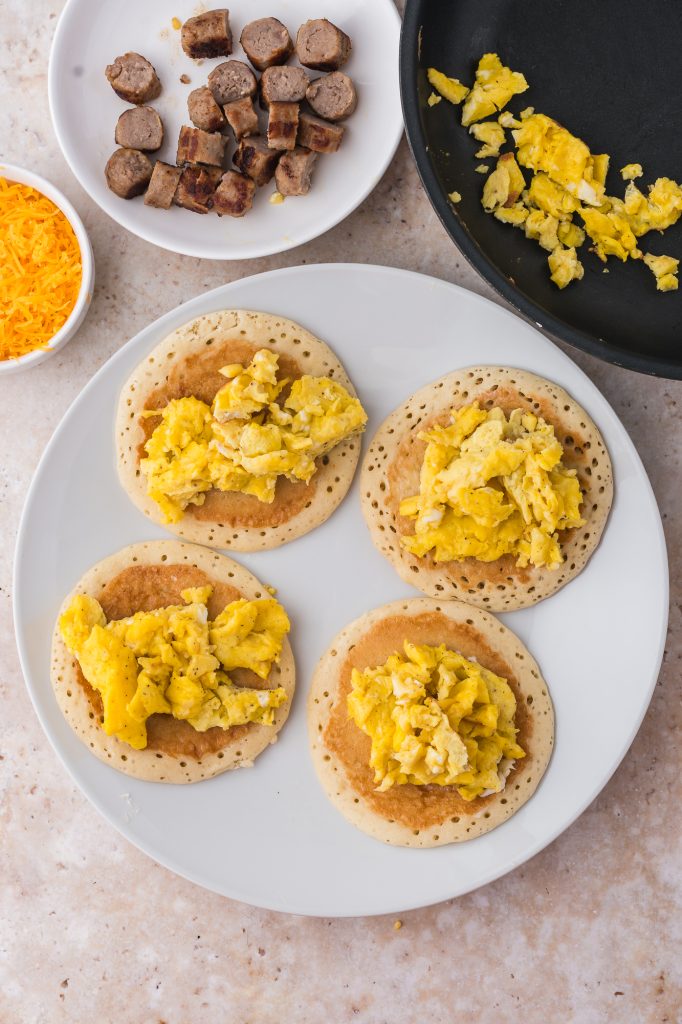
[
  {"xmin": 643, "ymin": 253, "xmax": 679, "ymax": 292},
  {"xmin": 427, "ymin": 67, "xmax": 469, "ymax": 107},
  {"xmin": 141, "ymin": 349, "xmax": 367, "ymax": 523},
  {"xmin": 398, "ymin": 403, "xmax": 585, "ymax": 569},
  {"xmin": 460, "ymin": 53, "xmax": 528, "ymax": 127},
  {"xmin": 59, "ymin": 587, "xmax": 290, "ymax": 750},
  {"xmin": 347, "ymin": 641, "xmax": 525, "ymax": 800}
]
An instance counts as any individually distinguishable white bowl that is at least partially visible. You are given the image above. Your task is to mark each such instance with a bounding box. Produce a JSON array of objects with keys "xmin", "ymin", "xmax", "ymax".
[
  {"xmin": 48, "ymin": 0, "xmax": 402, "ymax": 260},
  {"xmin": 0, "ymin": 163, "xmax": 94, "ymax": 375}
]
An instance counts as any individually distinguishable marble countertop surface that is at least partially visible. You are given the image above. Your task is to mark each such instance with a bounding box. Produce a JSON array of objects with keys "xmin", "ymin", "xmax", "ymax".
[{"xmin": 1, "ymin": 2, "xmax": 680, "ymax": 1021}]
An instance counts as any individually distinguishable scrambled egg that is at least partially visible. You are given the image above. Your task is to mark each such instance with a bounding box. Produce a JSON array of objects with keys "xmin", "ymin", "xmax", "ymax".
[
  {"xmin": 548, "ymin": 246, "xmax": 584, "ymax": 289},
  {"xmin": 59, "ymin": 587, "xmax": 290, "ymax": 749},
  {"xmin": 398, "ymin": 403, "xmax": 584, "ymax": 569},
  {"xmin": 621, "ymin": 163, "xmax": 643, "ymax": 181},
  {"xmin": 512, "ymin": 114, "xmax": 608, "ymax": 207},
  {"xmin": 427, "ymin": 67, "xmax": 469, "ymax": 106},
  {"xmin": 347, "ymin": 641, "xmax": 525, "ymax": 800},
  {"xmin": 429, "ymin": 54, "xmax": 682, "ymax": 292},
  {"xmin": 482, "ymin": 153, "xmax": 526, "ymax": 211},
  {"xmin": 643, "ymin": 253, "xmax": 679, "ymax": 292},
  {"xmin": 461, "ymin": 53, "xmax": 528, "ymax": 127},
  {"xmin": 470, "ymin": 121, "xmax": 506, "ymax": 159},
  {"xmin": 141, "ymin": 349, "xmax": 367, "ymax": 523}
]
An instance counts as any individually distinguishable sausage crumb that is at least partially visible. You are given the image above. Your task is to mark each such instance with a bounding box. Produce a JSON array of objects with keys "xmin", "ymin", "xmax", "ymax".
[{"xmin": 180, "ymin": 74, "xmax": 191, "ymax": 85}]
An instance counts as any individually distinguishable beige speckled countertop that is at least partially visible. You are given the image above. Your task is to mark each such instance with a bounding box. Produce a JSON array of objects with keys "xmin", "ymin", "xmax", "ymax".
[{"xmin": 1, "ymin": 2, "xmax": 681, "ymax": 1021}]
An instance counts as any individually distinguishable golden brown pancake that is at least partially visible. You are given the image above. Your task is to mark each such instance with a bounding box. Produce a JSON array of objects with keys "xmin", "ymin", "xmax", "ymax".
[
  {"xmin": 116, "ymin": 310, "xmax": 363, "ymax": 551},
  {"xmin": 361, "ymin": 366, "xmax": 613, "ymax": 611},
  {"xmin": 308, "ymin": 598, "xmax": 554, "ymax": 846},
  {"xmin": 50, "ymin": 541, "xmax": 295, "ymax": 783}
]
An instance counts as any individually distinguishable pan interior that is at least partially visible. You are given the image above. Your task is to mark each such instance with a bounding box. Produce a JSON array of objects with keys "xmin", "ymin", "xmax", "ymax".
[{"xmin": 402, "ymin": 0, "xmax": 682, "ymax": 378}]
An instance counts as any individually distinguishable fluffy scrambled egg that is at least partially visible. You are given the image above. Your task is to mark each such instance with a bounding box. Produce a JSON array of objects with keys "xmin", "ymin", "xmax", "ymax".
[
  {"xmin": 621, "ymin": 163, "xmax": 643, "ymax": 181},
  {"xmin": 347, "ymin": 641, "xmax": 525, "ymax": 800},
  {"xmin": 142, "ymin": 349, "xmax": 367, "ymax": 523},
  {"xmin": 461, "ymin": 53, "xmax": 528, "ymax": 127},
  {"xmin": 59, "ymin": 588, "xmax": 290, "ymax": 749},
  {"xmin": 398, "ymin": 403, "xmax": 584, "ymax": 569},
  {"xmin": 430, "ymin": 53, "xmax": 682, "ymax": 291},
  {"xmin": 427, "ymin": 67, "xmax": 469, "ymax": 106},
  {"xmin": 470, "ymin": 122, "xmax": 506, "ymax": 159},
  {"xmin": 548, "ymin": 246, "xmax": 584, "ymax": 289},
  {"xmin": 643, "ymin": 253, "xmax": 679, "ymax": 292},
  {"xmin": 512, "ymin": 114, "xmax": 608, "ymax": 207}
]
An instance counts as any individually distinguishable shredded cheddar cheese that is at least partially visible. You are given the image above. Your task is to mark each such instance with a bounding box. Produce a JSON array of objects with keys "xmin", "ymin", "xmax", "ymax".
[{"xmin": 0, "ymin": 177, "xmax": 82, "ymax": 361}]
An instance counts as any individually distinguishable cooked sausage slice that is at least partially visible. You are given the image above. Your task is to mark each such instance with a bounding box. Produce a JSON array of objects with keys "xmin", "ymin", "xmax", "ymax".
[
  {"xmin": 233, "ymin": 136, "xmax": 281, "ymax": 186},
  {"xmin": 208, "ymin": 60, "xmax": 257, "ymax": 105},
  {"xmin": 144, "ymin": 162, "xmax": 183, "ymax": 208},
  {"xmin": 114, "ymin": 106, "xmax": 164, "ymax": 151},
  {"xmin": 105, "ymin": 53, "xmax": 161, "ymax": 104},
  {"xmin": 188, "ymin": 86, "xmax": 226, "ymax": 132},
  {"xmin": 240, "ymin": 18, "xmax": 293, "ymax": 71},
  {"xmin": 297, "ymin": 111, "xmax": 344, "ymax": 153},
  {"xmin": 267, "ymin": 102, "xmax": 299, "ymax": 150},
  {"xmin": 275, "ymin": 147, "xmax": 318, "ymax": 196},
  {"xmin": 174, "ymin": 166, "xmax": 222, "ymax": 213},
  {"xmin": 105, "ymin": 148, "xmax": 153, "ymax": 199},
  {"xmin": 260, "ymin": 65, "xmax": 309, "ymax": 106},
  {"xmin": 306, "ymin": 72, "xmax": 357, "ymax": 121},
  {"xmin": 223, "ymin": 97, "xmax": 259, "ymax": 140},
  {"xmin": 295, "ymin": 20, "xmax": 351, "ymax": 71},
  {"xmin": 181, "ymin": 9, "xmax": 232, "ymax": 59},
  {"xmin": 211, "ymin": 171, "xmax": 256, "ymax": 216},
  {"xmin": 177, "ymin": 125, "xmax": 225, "ymax": 167}
]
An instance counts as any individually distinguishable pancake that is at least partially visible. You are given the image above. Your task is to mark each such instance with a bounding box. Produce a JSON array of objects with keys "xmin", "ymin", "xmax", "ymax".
[
  {"xmin": 308, "ymin": 598, "xmax": 554, "ymax": 847},
  {"xmin": 50, "ymin": 540, "xmax": 296, "ymax": 783},
  {"xmin": 116, "ymin": 309, "xmax": 363, "ymax": 551},
  {"xmin": 361, "ymin": 366, "xmax": 613, "ymax": 611}
]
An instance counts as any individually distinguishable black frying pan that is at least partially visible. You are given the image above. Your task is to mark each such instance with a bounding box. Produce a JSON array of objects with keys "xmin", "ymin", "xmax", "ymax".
[{"xmin": 400, "ymin": 0, "xmax": 682, "ymax": 378}]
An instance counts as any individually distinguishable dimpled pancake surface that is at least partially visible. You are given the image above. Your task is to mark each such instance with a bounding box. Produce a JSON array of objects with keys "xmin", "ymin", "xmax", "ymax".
[
  {"xmin": 361, "ymin": 366, "xmax": 613, "ymax": 611},
  {"xmin": 50, "ymin": 541, "xmax": 295, "ymax": 783},
  {"xmin": 116, "ymin": 310, "xmax": 363, "ymax": 551},
  {"xmin": 308, "ymin": 598, "xmax": 554, "ymax": 847}
]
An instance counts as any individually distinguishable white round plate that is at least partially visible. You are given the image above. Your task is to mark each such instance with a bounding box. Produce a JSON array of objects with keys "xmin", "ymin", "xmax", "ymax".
[
  {"xmin": 14, "ymin": 266, "xmax": 667, "ymax": 917},
  {"xmin": 48, "ymin": 0, "xmax": 402, "ymax": 260}
]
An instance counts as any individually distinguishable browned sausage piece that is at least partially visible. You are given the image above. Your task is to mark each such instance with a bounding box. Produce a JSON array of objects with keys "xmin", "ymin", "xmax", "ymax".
[
  {"xmin": 295, "ymin": 20, "xmax": 351, "ymax": 71},
  {"xmin": 223, "ymin": 97, "xmax": 259, "ymax": 140},
  {"xmin": 188, "ymin": 86, "xmax": 226, "ymax": 132},
  {"xmin": 306, "ymin": 72, "xmax": 357, "ymax": 121},
  {"xmin": 144, "ymin": 162, "xmax": 183, "ymax": 208},
  {"xmin": 275, "ymin": 147, "xmax": 318, "ymax": 196},
  {"xmin": 267, "ymin": 101, "xmax": 299, "ymax": 150},
  {"xmin": 240, "ymin": 18, "xmax": 293, "ymax": 71},
  {"xmin": 208, "ymin": 60, "xmax": 257, "ymax": 105},
  {"xmin": 260, "ymin": 65, "xmax": 309, "ymax": 106},
  {"xmin": 233, "ymin": 136, "xmax": 282, "ymax": 186},
  {"xmin": 114, "ymin": 107, "xmax": 164, "ymax": 151},
  {"xmin": 174, "ymin": 166, "xmax": 222, "ymax": 213},
  {"xmin": 105, "ymin": 148, "xmax": 153, "ymax": 199},
  {"xmin": 105, "ymin": 53, "xmax": 161, "ymax": 104},
  {"xmin": 181, "ymin": 9, "xmax": 232, "ymax": 59},
  {"xmin": 211, "ymin": 171, "xmax": 256, "ymax": 216},
  {"xmin": 177, "ymin": 125, "xmax": 225, "ymax": 167},
  {"xmin": 297, "ymin": 111, "xmax": 344, "ymax": 154}
]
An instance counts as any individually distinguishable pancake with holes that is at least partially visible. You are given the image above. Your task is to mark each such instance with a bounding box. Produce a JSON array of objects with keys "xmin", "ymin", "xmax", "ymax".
[
  {"xmin": 116, "ymin": 310, "xmax": 367, "ymax": 552},
  {"xmin": 50, "ymin": 541, "xmax": 295, "ymax": 784},
  {"xmin": 361, "ymin": 366, "xmax": 612, "ymax": 611},
  {"xmin": 308, "ymin": 598, "xmax": 553, "ymax": 847}
]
